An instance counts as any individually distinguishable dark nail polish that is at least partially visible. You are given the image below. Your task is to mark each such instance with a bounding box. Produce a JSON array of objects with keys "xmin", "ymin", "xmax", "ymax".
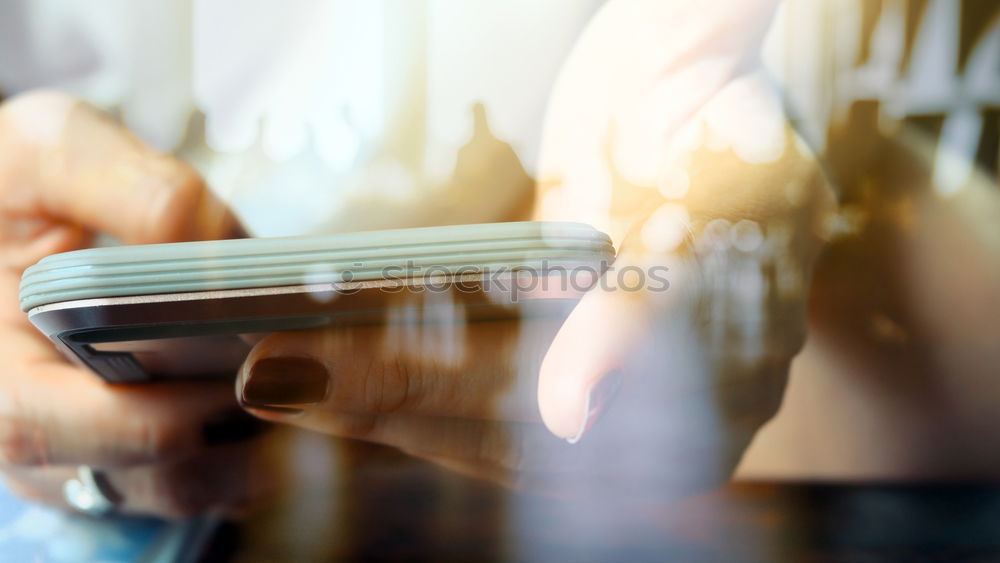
[
  {"xmin": 241, "ymin": 357, "xmax": 329, "ymax": 408},
  {"xmin": 568, "ymin": 370, "xmax": 624, "ymax": 444},
  {"xmin": 202, "ymin": 408, "xmax": 270, "ymax": 446}
]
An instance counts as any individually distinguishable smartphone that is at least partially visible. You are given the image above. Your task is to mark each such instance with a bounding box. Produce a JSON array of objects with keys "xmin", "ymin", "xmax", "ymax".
[{"xmin": 20, "ymin": 222, "xmax": 614, "ymax": 383}]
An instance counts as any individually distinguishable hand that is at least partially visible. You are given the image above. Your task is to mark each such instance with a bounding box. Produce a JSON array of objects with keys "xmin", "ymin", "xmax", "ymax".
[
  {"xmin": 232, "ymin": 213, "xmax": 825, "ymax": 500},
  {"xmin": 0, "ymin": 90, "xmax": 269, "ymax": 517},
  {"xmin": 233, "ymin": 0, "xmax": 835, "ymax": 500}
]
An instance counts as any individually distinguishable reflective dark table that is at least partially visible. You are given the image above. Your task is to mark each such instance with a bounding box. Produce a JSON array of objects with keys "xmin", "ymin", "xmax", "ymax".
[{"xmin": 218, "ymin": 434, "xmax": 1000, "ymax": 562}]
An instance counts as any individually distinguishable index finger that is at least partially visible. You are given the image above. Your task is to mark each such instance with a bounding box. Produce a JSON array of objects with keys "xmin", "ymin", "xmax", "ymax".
[{"xmin": 0, "ymin": 90, "xmax": 241, "ymax": 248}]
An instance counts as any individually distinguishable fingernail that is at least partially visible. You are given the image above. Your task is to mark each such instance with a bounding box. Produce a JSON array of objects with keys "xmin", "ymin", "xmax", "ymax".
[
  {"xmin": 202, "ymin": 407, "xmax": 270, "ymax": 446},
  {"xmin": 567, "ymin": 370, "xmax": 624, "ymax": 445},
  {"xmin": 241, "ymin": 357, "xmax": 329, "ymax": 409}
]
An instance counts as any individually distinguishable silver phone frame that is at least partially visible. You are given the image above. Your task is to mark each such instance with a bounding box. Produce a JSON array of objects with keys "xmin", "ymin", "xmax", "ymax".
[{"xmin": 28, "ymin": 272, "xmax": 587, "ymax": 383}]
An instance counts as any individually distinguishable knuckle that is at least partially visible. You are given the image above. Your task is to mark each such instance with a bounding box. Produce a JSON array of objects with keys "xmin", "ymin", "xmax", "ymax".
[
  {"xmin": 333, "ymin": 414, "xmax": 381, "ymax": 441},
  {"xmin": 142, "ymin": 159, "xmax": 208, "ymax": 243},
  {"xmin": 0, "ymin": 398, "xmax": 47, "ymax": 467},
  {"xmin": 0, "ymin": 430, "xmax": 43, "ymax": 467},
  {"xmin": 163, "ymin": 160, "xmax": 206, "ymax": 202},
  {"xmin": 363, "ymin": 358, "xmax": 419, "ymax": 415},
  {"xmin": 128, "ymin": 418, "xmax": 191, "ymax": 464}
]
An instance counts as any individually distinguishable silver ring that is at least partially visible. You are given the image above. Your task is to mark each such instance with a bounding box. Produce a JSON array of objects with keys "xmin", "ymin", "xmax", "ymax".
[{"xmin": 63, "ymin": 466, "xmax": 117, "ymax": 517}]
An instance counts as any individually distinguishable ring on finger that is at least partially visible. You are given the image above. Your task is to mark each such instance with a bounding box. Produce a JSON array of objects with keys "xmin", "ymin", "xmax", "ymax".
[{"xmin": 63, "ymin": 465, "xmax": 120, "ymax": 517}]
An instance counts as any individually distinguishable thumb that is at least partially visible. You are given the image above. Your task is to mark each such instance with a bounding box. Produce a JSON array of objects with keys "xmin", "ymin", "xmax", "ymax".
[
  {"xmin": 537, "ymin": 252, "xmax": 696, "ymax": 443},
  {"xmin": 0, "ymin": 90, "xmax": 242, "ymax": 246}
]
